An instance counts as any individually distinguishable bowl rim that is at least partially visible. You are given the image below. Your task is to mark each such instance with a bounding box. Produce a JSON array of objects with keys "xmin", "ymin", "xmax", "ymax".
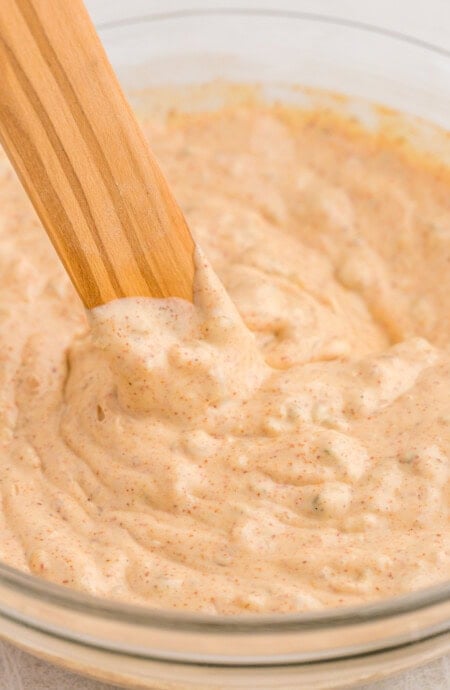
[
  {"xmin": 96, "ymin": 6, "xmax": 450, "ymax": 61},
  {"xmin": 1, "ymin": 558, "xmax": 450, "ymax": 633}
]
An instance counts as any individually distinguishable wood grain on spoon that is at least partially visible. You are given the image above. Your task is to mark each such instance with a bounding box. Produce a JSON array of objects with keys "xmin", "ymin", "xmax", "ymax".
[{"xmin": 0, "ymin": 0, "xmax": 195, "ymax": 308}]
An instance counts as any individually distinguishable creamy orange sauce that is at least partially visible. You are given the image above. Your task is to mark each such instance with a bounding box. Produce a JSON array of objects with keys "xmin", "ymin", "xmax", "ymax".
[{"xmin": 0, "ymin": 97, "xmax": 449, "ymax": 613}]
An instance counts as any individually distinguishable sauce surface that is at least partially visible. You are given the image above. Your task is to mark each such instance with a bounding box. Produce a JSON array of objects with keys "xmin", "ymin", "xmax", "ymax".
[{"xmin": 0, "ymin": 97, "xmax": 449, "ymax": 613}]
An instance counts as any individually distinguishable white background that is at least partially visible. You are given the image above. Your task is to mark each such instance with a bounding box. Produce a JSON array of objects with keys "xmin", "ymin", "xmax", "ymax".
[
  {"xmin": 87, "ymin": 0, "xmax": 450, "ymax": 50},
  {"xmin": 1, "ymin": 1, "xmax": 449, "ymax": 688}
]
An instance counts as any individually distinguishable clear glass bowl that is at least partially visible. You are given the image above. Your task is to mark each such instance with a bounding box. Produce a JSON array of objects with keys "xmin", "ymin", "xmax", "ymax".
[{"xmin": 1, "ymin": 4, "xmax": 449, "ymax": 688}]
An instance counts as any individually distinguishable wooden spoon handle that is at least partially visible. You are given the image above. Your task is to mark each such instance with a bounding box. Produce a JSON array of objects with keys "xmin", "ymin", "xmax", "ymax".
[{"xmin": 0, "ymin": 0, "xmax": 195, "ymax": 308}]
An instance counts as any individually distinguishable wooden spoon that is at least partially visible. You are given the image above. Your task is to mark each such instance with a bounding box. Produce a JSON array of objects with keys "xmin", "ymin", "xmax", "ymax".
[{"xmin": 0, "ymin": 0, "xmax": 195, "ymax": 308}]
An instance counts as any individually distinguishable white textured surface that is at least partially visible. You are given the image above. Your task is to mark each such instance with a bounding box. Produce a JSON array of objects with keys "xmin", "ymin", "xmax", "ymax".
[{"xmin": 0, "ymin": 1, "xmax": 448, "ymax": 689}]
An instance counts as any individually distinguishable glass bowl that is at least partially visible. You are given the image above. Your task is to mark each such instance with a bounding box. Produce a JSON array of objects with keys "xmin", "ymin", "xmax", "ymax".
[{"xmin": 0, "ymin": 3, "xmax": 449, "ymax": 688}]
